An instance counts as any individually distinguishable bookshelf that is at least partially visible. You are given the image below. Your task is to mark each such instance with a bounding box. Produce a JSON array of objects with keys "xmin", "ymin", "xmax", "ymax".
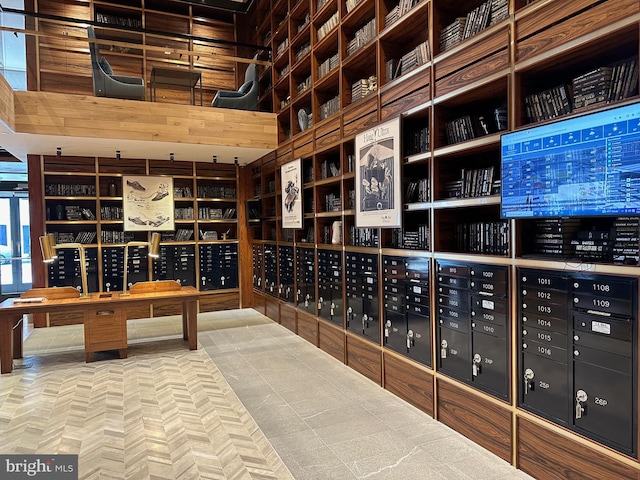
[
  {"xmin": 37, "ymin": 156, "xmax": 241, "ymax": 324},
  {"xmin": 240, "ymin": 0, "xmax": 640, "ymax": 478},
  {"xmin": 31, "ymin": 0, "xmax": 238, "ymax": 104}
]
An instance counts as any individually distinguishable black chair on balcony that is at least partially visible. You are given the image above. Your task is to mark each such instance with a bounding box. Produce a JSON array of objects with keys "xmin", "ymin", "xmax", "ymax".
[
  {"xmin": 211, "ymin": 57, "xmax": 259, "ymax": 111},
  {"xmin": 87, "ymin": 26, "xmax": 145, "ymax": 101}
]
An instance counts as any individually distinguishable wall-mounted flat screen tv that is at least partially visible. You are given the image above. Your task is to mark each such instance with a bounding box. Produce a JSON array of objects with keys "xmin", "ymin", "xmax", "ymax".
[{"xmin": 501, "ymin": 101, "xmax": 640, "ymax": 218}]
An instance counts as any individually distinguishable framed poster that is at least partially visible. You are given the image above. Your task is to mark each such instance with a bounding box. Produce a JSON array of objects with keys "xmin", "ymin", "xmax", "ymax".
[
  {"xmin": 355, "ymin": 117, "xmax": 402, "ymax": 228},
  {"xmin": 281, "ymin": 158, "xmax": 303, "ymax": 229},
  {"xmin": 123, "ymin": 175, "xmax": 175, "ymax": 231}
]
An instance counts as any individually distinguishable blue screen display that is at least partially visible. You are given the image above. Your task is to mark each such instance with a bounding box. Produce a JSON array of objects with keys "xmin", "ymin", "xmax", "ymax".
[{"xmin": 501, "ymin": 102, "xmax": 640, "ymax": 218}]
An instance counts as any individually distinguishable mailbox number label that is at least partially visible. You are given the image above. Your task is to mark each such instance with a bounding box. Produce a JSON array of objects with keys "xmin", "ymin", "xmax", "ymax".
[
  {"xmin": 593, "ymin": 283, "xmax": 610, "ymax": 292},
  {"xmin": 537, "ymin": 291, "xmax": 551, "ymax": 300}
]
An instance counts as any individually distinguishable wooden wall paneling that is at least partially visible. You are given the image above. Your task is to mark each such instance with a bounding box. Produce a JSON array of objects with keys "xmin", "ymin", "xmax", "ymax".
[
  {"xmin": 253, "ymin": 291, "xmax": 267, "ymax": 315},
  {"xmin": 436, "ymin": 378, "xmax": 512, "ymax": 462},
  {"xmin": 276, "ymin": 148, "xmax": 293, "ymax": 166},
  {"xmin": 293, "ymin": 130, "xmax": 314, "ymax": 158},
  {"xmin": 346, "ymin": 333, "xmax": 382, "ymax": 385},
  {"xmin": 315, "ymin": 115, "xmax": 341, "ymax": 140},
  {"xmin": 380, "ymin": 65, "xmax": 430, "ymax": 109},
  {"xmin": 342, "ymin": 93, "xmax": 378, "ymax": 126},
  {"xmin": 318, "ymin": 319, "xmax": 345, "ymax": 362},
  {"xmin": 383, "ymin": 352, "xmax": 434, "ymax": 417},
  {"xmin": 265, "ymin": 294, "xmax": 280, "ymax": 321},
  {"xmin": 315, "ymin": 129, "xmax": 342, "ymax": 150},
  {"xmin": 239, "ymin": 165, "xmax": 254, "ymax": 307},
  {"xmin": 342, "ymin": 109, "xmax": 378, "ymax": 138},
  {"xmin": 516, "ymin": 0, "xmax": 640, "ymax": 65},
  {"xmin": 13, "ymin": 91, "xmax": 278, "ymax": 151},
  {"xmin": 280, "ymin": 302, "xmax": 297, "ymax": 333},
  {"xmin": 434, "ymin": 50, "xmax": 510, "ymax": 100},
  {"xmin": 516, "ymin": 0, "xmax": 615, "ymax": 41},
  {"xmin": 434, "ymin": 27, "xmax": 509, "ymax": 83},
  {"xmin": 297, "ymin": 310, "xmax": 318, "ymax": 345},
  {"xmin": 379, "ymin": 84, "xmax": 431, "ymax": 122},
  {"xmin": 0, "ymin": 75, "xmax": 15, "ymax": 136},
  {"xmin": 39, "ymin": 73, "xmax": 93, "ymax": 95},
  {"xmin": 517, "ymin": 417, "xmax": 640, "ymax": 480},
  {"xmin": 198, "ymin": 292, "xmax": 241, "ymax": 312}
]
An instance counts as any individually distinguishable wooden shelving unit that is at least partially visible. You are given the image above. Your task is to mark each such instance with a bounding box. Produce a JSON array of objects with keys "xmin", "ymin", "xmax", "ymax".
[
  {"xmin": 31, "ymin": 0, "xmax": 238, "ymax": 103},
  {"xmin": 241, "ymin": 0, "xmax": 640, "ymax": 478},
  {"xmin": 37, "ymin": 156, "xmax": 241, "ymax": 325}
]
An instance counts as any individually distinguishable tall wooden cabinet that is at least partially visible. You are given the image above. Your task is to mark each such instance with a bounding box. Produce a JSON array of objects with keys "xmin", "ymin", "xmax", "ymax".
[{"xmin": 242, "ymin": 0, "xmax": 640, "ymax": 478}]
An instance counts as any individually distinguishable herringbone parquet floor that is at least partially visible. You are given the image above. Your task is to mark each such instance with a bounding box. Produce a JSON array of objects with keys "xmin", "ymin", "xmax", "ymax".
[{"xmin": 0, "ymin": 325, "xmax": 292, "ymax": 480}]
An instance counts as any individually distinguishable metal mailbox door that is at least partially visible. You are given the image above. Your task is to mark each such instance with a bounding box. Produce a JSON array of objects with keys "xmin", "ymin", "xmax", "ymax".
[
  {"xmin": 439, "ymin": 326, "xmax": 470, "ymax": 382},
  {"xmin": 471, "ymin": 326, "xmax": 509, "ymax": 399},
  {"xmin": 407, "ymin": 306, "xmax": 431, "ymax": 366},
  {"xmin": 521, "ymin": 352, "xmax": 569, "ymax": 425},
  {"xmin": 384, "ymin": 310, "xmax": 406, "ymax": 353},
  {"xmin": 573, "ymin": 360, "xmax": 634, "ymax": 454}
]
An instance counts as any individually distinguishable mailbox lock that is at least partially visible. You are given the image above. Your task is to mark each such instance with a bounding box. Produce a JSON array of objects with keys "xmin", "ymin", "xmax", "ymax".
[
  {"xmin": 576, "ymin": 389, "xmax": 588, "ymax": 419},
  {"xmin": 407, "ymin": 329, "xmax": 414, "ymax": 349},
  {"xmin": 472, "ymin": 354, "xmax": 482, "ymax": 377},
  {"xmin": 574, "ymin": 335, "xmax": 580, "ymax": 341},
  {"xmin": 384, "ymin": 320, "xmax": 391, "ymax": 338},
  {"xmin": 441, "ymin": 339, "xmax": 448, "ymax": 359},
  {"xmin": 362, "ymin": 313, "xmax": 369, "ymax": 330},
  {"xmin": 524, "ymin": 368, "xmax": 534, "ymax": 394}
]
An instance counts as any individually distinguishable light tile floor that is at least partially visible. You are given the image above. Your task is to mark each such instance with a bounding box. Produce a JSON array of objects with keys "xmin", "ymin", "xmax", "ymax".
[
  {"xmin": 16, "ymin": 309, "xmax": 535, "ymax": 479},
  {"xmin": 200, "ymin": 309, "xmax": 535, "ymax": 480}
]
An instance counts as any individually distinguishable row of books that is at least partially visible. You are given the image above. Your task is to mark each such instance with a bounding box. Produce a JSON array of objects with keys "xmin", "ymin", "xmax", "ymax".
[
  {"xmin": 574, "ymin": 58, "xmax": 638, "ymax": 110},
  {"xmin": 346, "ymin": 19, "xmax": 376, "ymax": 56},
  {"xmin": 390, "ymin": 225, "xmax": 430, "ymax": 250},
  {"xmin": 317, "ymin": 53, "xmax": 339, "ymax": 79},
  {"xmin": 351, "ymin": 76, "xmax": 377, "ymax": 102},
  {"xmin": 60, "ymin": 205, "xmax": 93, "ymax": 221},
  {"xmin": 197, "ymin": 207, "xmax": 236, "ymax": 220},
  {"xmin": 276, "ymin": 37, "xmax": 289, "ymax": 57},
  {"xmin": 175, "ymin": 229, "xmax": 194, "ymax": 241},
  {"xmin": 100, "ymin": 206, "xmax": 122, "ymax": 220},
  {"xmin": 196, "ymin": 185, "xmax": 236, "ymax": 198},
  {"xmin": 174, "ymin": 186, "xmax": 193, "ymax": 198},
  {"xmin": 385, "ymin": 0, "xmax": 424, "ymax": 28},
  {"xmin": 404, "ymin": 125, "xmax": 429, "ymax": 156},
  {"xmin": 297, "ymin": 75, "xmax": 312, "ymax": 93},
  {"xmin": 524, "ymin": 85, "xmax": 572, "ymax": 123},
  {"xmin": 101, "ymin": 231, "xmax": 134, "ymax": 244},
  {"xmin": 405, "ymin": 178, "xmax": 429, "ymax": 203},
  {"xmin": 175, "ymin": 207, "xmax": 193, "ymax": 220},
  {"xmin": 525, "ymin": 57, "xmax": 638, "ymax": 123},
  {"xmin": 319, "ymin": 95, "xmax": 340, "ymax": 120},
  {"xmin": 46, "ymin": 183, "xmax": 96, "ymax": 197},
  {"xmin": 445, "ymin": 105, "xmax": 508, "ymax": 145},
  {"xmin": 324, "ymin": 193, "xmax": 341, "ymax": 212},
  {"xmin": 444, "ymin": 166, "xmax": 496, "ymax": 199},
  {"xmin": 531, "ymin": 217, "xmax": 639, "ymax": 265},
  {"xmin": 320, "ymin": 160, "xmax": 340, "ymax": 179},
  {"xmin": 385, "ymin": 41, "xmax": 429, "ymax": 81},
  {"xmin": 455, "ymin": 220, "xmax": 510, "ymax": 255},
  {"xmin": 295, "ymin": 42, "xmax": 311, "ymax": 63},
  {"xmin": 349, "ymin": 227, "xmax": 379, "ymax": 247},
  {"xmin": 317, "ymin": 12, "xmax": 339, "ymax": 42},
  {"xmin": 346, "ymin": 0, "xmax": 364, "ymax": 14},
  {"xmin": 440, "ymin": 0, "xmax": 508, "ymax": 53},
  {"xmin": 59, "ymin": 231, "xmax": 97, "ymax": 244},
  {"xmin": 95, "ymin": 12, "xmax": 141, "ymax": 29}
]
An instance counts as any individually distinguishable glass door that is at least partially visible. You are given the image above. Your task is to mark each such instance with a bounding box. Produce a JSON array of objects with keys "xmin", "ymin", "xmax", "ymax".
[{"xmin": 0, "ymin": 195, "xmax": 31, "ymax": 294}]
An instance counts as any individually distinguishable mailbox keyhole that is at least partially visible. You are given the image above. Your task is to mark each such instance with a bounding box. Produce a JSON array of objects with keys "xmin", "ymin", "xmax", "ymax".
[
  {"xmin": 441, "ymin": 339, "xmax": 448, "ymax": 359},
  {"xmin": 576, "ymin": 389, "xmax": 588, "ymax": 420},
  {"xmin": 524, "ymin": 368, "xmax": 535, "ymax": 395}
]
